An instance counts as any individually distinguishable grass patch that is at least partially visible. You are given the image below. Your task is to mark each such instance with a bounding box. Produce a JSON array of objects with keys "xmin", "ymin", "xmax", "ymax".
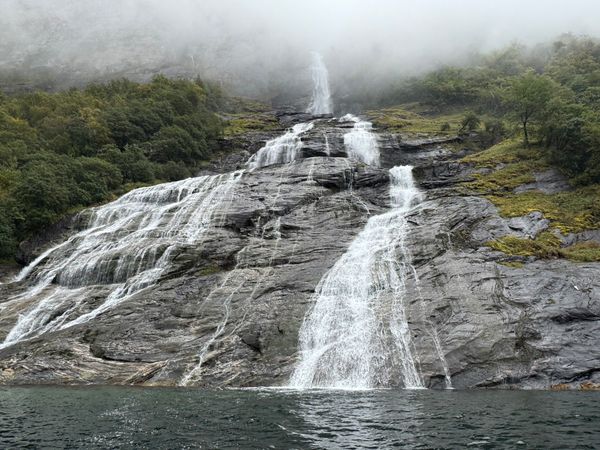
[
  {"xmin": 462, "ymin": 139, "xmax": 600, "ymax": 233},
  {"xmin": 465, "ymin": 138, "xmax": 600, "ymax": 262},
  {"xmin": 223, "ymin": 112, "xmax": 280, "ymax": 137},
  {"xmin": 488, "ymin": 234, "xmax": 600, "ymax": 262},
  {"xmin": 462, "ymin": 139, "xmax": 543, "ymax": 167},
  {"xmin": 196, "ymin": 265, "xmax": 222, "ymax": 276},
  {"xmin": 488, "ymin": 186, "xmax": 600, "ymax": 233},
  {"xmin": 561, "ymin": 241, "xmax": 600, "ymax": 262},
  {"xmin": 366, "ymin": 106, "xmax": 464, "ymax": 136},
  {"xmin": 487, "ymin": 232, "xmax": 562, "ymax": 259},
  {"xmin": 466, "ymin": 161, "xmax": 539, "ymax": 192}
]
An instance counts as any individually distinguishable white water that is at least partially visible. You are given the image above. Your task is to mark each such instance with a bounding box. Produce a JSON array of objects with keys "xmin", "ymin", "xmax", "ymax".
[
  {"xmin": 290, "ymin": 166, "xmax": 424, "ymax": 389},
  {"xmin": 247, "ymin": 122, "xmax": 314, "ymax": 170},
  {"xmin": 341, "ymin": 114, "xmax": 380, "ymax": 167},
  {"xmin": 2, "ymin": 171, "xmax": 244, "ymax": 348},
  {"xmin": 306, "ymin": 52, "xmax": 333, "ymax": 115}
]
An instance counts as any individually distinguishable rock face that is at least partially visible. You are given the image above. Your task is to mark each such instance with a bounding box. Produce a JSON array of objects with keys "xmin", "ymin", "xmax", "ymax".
[{"xmin": 1, "ymin": 115, "xmax": 599, "ymax": 389}]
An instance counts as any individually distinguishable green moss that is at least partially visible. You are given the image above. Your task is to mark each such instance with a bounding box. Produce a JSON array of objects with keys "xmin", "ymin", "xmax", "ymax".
[
  {"xmin": 223, "ymin": 112, "xmax": 280, "ymax": 137},
  {"xmin": 462, "ymin": 139, "xmax": 600, "ymax": 234},
  {"xmin": 465, "ymin": 139, "xmax": 600, "ymax": 263},
  {"xmin": 487, "ymin": 232, "xmax": 562, "ymax": 259},
  {"xmin": 561, "ymin": 241, "xmax": 600, "ymax": 262},
  {"xmin": 466, "ymin": 162, "xmax": 538, "ymax": 193},
  {"xmin": 225, "ymin": 97, "xmax": 271, "ymax": 113},
  {"xmin": 196, "ymin": 265, "xmax": 222, "ymax": 276},
  {"xmin": 462, "ymin": 139, "xmax": 542, "ymax": 168},
  {"xmin": 366, "ymin": 106, "xmax": 464, "ymax": 136},
  {"xmin": 487, "ymin": 186, "xmax": 600, "ymax": 233},
  {"xmin": 498, "ymin": 261, "xmax": 525, "ymax": 268},
  {"xmin": 488, "ymin": 232, "xmax": 600, "ymax": 262}
]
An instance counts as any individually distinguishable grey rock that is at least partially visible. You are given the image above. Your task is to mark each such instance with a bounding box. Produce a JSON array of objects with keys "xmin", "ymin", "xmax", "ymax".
[
  {"xmin": 561, "ymin": 229, "xmax": 600, "ymax": 247},
  {"xmin": 1, "ymin": 117, "xmax": 599, "ymax": 391},
  {"xmin": 514, "ymin": 169, "xmax": 572, "ymax": 194},
  {"xmin": 506, "ymin": 212, "xmax": 550, "ymax": 238}
]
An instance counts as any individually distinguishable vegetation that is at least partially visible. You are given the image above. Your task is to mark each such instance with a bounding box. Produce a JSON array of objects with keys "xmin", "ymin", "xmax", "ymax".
[
  {"xmin": 366, "ymin": 106, "xmax": 465, "ymax": 136},
  {"xmin": 374, "ymin": 35, "xmax": 600, "ymax": 185},
  {"xmin": 0, "ymin": 76, "xmax": 228, "ymax": 259},
  {"xmin": 362, "ymin": 35, "xmax": 600, "ymax": 263},
  {"xmin": 223, "ymin": 112, "xmax": 279, "ymax": 137},
  {"xmin": 488, "ymin": 234, "xmax": 600, "ymax": 262},
  {"xmin": 463, "ymin": 138, "xmax": 600, "ymax": 262}
]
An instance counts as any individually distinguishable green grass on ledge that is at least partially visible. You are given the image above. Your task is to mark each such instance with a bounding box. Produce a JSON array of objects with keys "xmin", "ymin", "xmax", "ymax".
[
  {"xmin": 463, "ymin": 139, "xmax": 600, "ymax": 262},
  {"xmin": 366, "ymin": 106, "xmax": 464, "ymax": 136}
]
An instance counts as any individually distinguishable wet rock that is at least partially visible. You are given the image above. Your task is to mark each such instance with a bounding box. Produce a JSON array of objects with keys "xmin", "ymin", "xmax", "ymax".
[
  {"xmin": 514, "ymin": 169, "xmax": 572, "ymax": 194},
  {"xmin": 561, "ymin": 229, "xmax": 600, "ymax": 247},
  {"xmin": 1, "ymin": 116, "xmax": 599, "ymax": 390},
  {"xmin": 506, "ymin": 212, "xmax": 550, "ymax": 238}
]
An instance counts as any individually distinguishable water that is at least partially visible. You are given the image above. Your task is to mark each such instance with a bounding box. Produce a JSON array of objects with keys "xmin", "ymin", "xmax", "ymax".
[
  {"xmin": 0, "ymin": 387, "xmax": 598, "ymax": 449},
  {"xmin": 247, "ymin": 122, "xmax": 314, "ymax": 170},
  {"xmin": 306, "ymin": 52, "xmax": 333, "ymax": 115},
  {"xmin": 2, "ymin": 171, "xmax": 244, "ymax": 347},
  {"xmin": 290, "ymin": 166, "xmax": 423, "ymax": 389},
  {"xmin": 341, "ymin": 114, "xmax": 380, "ymax": 166}
]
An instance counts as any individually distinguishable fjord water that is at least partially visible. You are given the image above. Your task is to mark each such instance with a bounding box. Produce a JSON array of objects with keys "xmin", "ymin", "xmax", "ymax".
[{"xmin": 1, "ymin": 387, "xmax": 598, "ymax": 449}]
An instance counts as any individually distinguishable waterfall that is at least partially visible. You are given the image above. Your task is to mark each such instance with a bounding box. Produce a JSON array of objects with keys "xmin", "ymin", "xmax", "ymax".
[
  {"xmin": 306, "ymin": 52, "xmax": 333, "ymax": 115},
  {"xmin": 2, "ymin": 171, "xmax": 244, "ymax": 348},
  {"xmin": 289, "ymin": 166, "xmax": 424, "ymax": 389},
  {"xmin": 341, "ymin": 114, "xmax": 380, "ymax": 167},
  {"xmin": 247, "ymin": 122, "xmax": 314, "ymax": 170}
]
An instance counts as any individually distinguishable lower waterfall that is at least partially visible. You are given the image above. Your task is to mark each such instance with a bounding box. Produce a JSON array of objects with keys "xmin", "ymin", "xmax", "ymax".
[
  {"xmin": 289, "ymin": 165, "xmax": 424, "ymax": 389},
  {"xmin": 2, "ymin": 171, "xmax": 244, "ymax": 348}
]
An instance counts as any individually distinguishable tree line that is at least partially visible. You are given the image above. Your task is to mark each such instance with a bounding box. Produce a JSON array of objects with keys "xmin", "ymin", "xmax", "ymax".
[
  {"xmin": 381, "ymin": 34, "xmax": 600, "ymax": 185},
  {"xmin": 0, "ymin": 76, "xmax": 226, "ymax": 260}
]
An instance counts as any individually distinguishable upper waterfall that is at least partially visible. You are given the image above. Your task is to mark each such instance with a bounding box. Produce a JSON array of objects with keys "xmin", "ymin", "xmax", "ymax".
[
  {"xmin": 306, "ymin": 52, "xmax": 333, "ymax": 115},
  {"xmin": 289, "ymin": 165, "xmax": 423, "ymax": 389}
]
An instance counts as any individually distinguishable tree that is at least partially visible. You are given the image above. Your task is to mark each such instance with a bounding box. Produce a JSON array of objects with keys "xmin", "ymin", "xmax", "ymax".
[
  {"xmin": 504, "ymin": 70, "xmax": 560, "ymax": 146},
  {"xmin": 459, "ymin": 111, "xmax": 481, "ymax": 133}
]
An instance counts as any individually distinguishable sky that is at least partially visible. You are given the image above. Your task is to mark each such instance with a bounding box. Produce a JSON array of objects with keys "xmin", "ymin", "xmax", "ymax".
[{"xmin": 1, "ymin": 0, "xmax": 599, "ymax": 98}]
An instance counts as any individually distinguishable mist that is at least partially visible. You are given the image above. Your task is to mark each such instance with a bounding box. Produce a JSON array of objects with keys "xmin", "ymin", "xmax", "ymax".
[{"xmin": 2, "ymin": 0, "xmax": 600, "ymax": 103}]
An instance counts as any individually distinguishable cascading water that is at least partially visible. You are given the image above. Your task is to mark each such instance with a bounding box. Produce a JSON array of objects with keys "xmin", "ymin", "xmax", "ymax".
[
  {"xmin": 289, "ymin": 165, "xmax": 424, "ymax": 389},
  {"xmin": 247, "ymin": 122, "xmax": 314, "ymax": 170},
  {"xmin": 306, "ymin": 52, "xmax": 333, "ymax": 115},
  {"xmin": 341, "ymin": 114, "xmax": 380, "ymax": 167},
  {"xmin": 2, "ymin": 171, "xmax": 244, "ymax": 348}
]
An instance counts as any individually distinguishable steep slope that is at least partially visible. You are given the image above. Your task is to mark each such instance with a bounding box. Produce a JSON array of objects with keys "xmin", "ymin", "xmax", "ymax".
[{"xmin": 0, "ymin": 114, "xmax": 599, "ymax": 389}]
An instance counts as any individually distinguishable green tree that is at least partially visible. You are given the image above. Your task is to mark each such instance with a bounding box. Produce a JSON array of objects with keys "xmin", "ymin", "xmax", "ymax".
[{"xmin": 504, "ymin": 70, "xmax": 559, "ymax": 146}]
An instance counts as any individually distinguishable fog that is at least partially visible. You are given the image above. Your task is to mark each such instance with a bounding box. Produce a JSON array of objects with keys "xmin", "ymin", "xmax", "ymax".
[{"xmin": 2, "ymin": 0, "xmax": 600, "ymax": 102}]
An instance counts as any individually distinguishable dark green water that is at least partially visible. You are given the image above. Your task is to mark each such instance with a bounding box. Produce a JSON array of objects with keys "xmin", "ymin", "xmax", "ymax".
[{"xmin": 0, "ymin": 387, "xmax": 598, "ymax": 449}]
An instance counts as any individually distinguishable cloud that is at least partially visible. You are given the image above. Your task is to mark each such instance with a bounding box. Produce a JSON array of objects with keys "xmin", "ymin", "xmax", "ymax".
[{"xmin": 2, "ymin": 0, "xmax": 599, "ymax": 100}]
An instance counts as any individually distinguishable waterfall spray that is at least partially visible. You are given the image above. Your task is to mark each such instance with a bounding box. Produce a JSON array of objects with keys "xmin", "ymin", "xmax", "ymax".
[
  {"xmin": 247, "ymin": 123, "xmax": 314, "ymax": 170},
  {"xmin": 341, "ymin": 114, "xmax": 380, "ymax": 167},
  {"xmin": 290, "ymin": 166, "xmax": 423, "ymax": 389}
]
